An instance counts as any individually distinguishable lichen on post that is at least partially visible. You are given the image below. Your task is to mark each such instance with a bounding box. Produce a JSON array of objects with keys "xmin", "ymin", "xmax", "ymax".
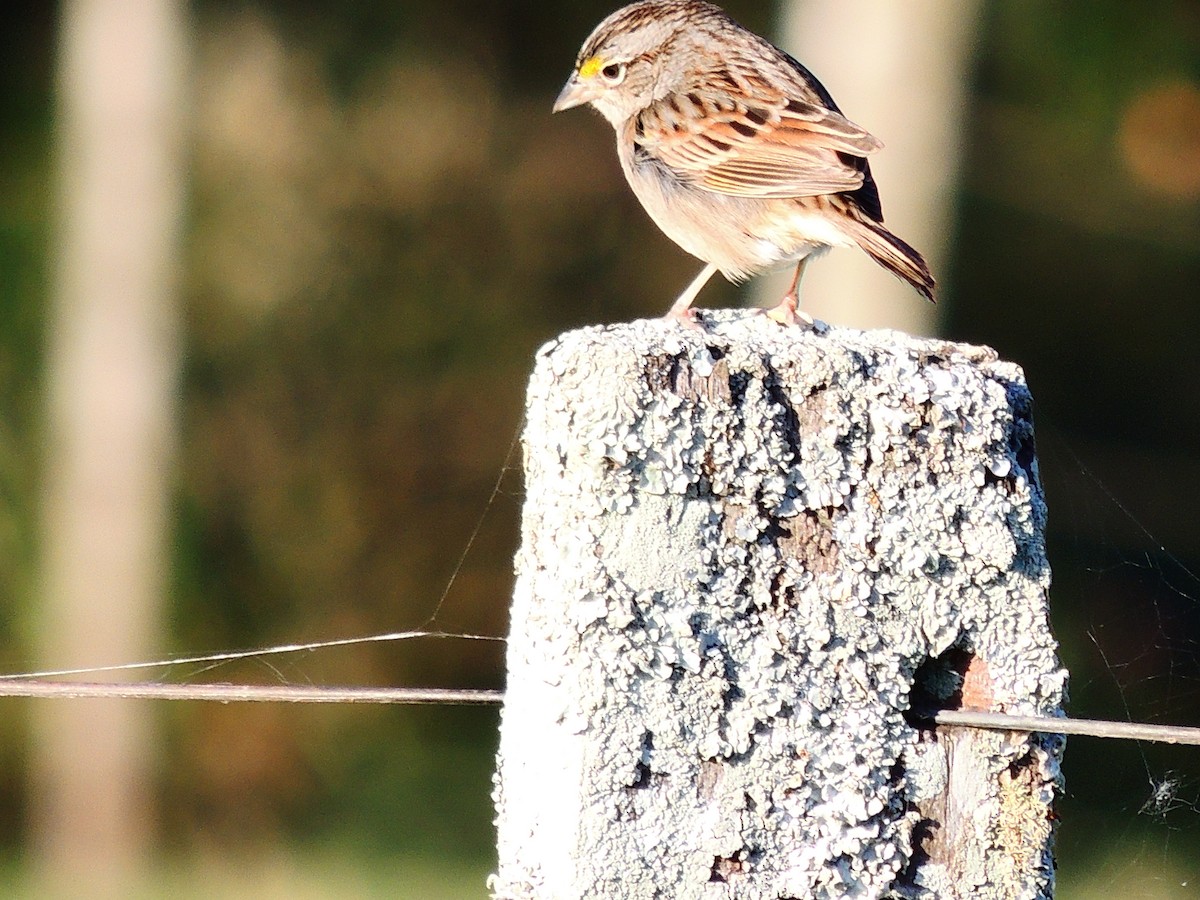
[{"xmin": 492, "ymin": 311, "xmax": 1067, "ymax": 900}]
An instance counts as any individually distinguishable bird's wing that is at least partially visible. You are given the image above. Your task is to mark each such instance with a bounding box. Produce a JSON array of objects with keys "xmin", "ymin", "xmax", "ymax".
[{"xmin": 636, "ymin": 71, "xmax": 881, "ymax": 200}]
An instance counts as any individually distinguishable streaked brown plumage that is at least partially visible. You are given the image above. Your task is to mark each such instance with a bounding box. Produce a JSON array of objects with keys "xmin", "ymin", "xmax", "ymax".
[{"xmin": 554, "ymin": 0, "xmax": 934, "ymax": 324}]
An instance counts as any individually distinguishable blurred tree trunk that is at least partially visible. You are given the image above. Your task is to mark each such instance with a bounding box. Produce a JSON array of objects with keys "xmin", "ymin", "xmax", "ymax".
[
  {"xmin": 34, "ymin": 0, "xmax": 186, "ymax": 893},
  {"xmin": 757, "ymin": 0, "xmax": 982, "ymax": 334}
]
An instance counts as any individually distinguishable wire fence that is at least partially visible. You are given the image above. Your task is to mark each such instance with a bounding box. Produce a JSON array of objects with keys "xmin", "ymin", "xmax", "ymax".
[{"xmin": 0, "ymin": 631, "xmax": 1197, "ymax": 745}]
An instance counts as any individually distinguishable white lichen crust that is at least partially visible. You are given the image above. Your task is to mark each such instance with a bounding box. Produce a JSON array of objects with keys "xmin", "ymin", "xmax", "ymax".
[{"xmin": 492, "ymin": 311, "xmax": 1066, "ymax": 900}]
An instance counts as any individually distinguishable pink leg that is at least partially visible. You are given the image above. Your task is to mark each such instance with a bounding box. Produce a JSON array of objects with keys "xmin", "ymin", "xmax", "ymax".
[
  {"xmin": 665, "ymin": 263, "xmax": 719, "ymax": 327},
  {"xmin": 765, "ymin": 259, "xmax": 814, "ymax": 327}
]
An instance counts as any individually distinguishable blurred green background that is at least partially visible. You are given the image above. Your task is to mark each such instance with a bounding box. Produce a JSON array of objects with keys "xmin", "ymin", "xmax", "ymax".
[{"xmin": 1, "ymin": 0, "xmax": 1199, "ymax": 896}]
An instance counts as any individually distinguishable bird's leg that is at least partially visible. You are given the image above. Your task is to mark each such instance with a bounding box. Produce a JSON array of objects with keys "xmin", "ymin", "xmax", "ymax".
[
  {"xmin": 766, "ymin": 258, "xmax": 815, "ymax": 327},
  {"xmin": 665, "ymin": 262, "xmax": 719, "ymax": 326}
]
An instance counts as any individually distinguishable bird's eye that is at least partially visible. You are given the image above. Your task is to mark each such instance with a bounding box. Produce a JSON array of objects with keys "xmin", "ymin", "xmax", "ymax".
[{"xmin": 600, "ymin": 63, "xmax": 626, "ymax": 83}]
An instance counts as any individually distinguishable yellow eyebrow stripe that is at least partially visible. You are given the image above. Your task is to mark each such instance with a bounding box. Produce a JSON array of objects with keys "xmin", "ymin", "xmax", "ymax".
[{"xmin": 579, "ymin": 56, "xmax": 605, "ymax": 79}]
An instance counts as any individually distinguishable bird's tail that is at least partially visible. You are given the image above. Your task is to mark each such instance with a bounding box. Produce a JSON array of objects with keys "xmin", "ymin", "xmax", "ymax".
[{"xmin": 843, "ymin": 216, "xmax": 936, "ymax": 303}]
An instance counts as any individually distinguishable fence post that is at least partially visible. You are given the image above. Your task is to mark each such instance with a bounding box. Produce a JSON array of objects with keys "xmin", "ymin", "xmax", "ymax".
[{"xmin": 492, "ymin": 312, "xmax": 1067, "ymax": 900}]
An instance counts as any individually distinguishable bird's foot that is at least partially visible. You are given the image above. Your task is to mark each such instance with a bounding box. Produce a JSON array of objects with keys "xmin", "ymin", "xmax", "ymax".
[
  {"xmin": 760, "ymin": 294, "xmax": 813, "ymax": 328},
  {"xmin": 663, "ymin": 307, "xmax": 707, "ymax": 332}
]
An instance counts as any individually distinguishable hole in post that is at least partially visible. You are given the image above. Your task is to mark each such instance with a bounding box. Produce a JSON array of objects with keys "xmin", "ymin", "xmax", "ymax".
[
  {"xmin": 910, "ymin": 643, "xmax": 996, "ymax": 724},
  {"xmin": 902, "ymin": 645, "xmax": 1003, "ymax": 890}
]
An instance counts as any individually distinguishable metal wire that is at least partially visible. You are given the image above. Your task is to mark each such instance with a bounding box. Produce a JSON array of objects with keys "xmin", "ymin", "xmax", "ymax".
[{"xmin": 0, "ymin": 679, "xmax": 1197, "ymax": 745}]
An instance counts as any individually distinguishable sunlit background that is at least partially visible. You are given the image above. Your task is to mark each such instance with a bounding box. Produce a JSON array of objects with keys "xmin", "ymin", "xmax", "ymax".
[{"xmin": 1, "ymin": 1, "xmax": 1199, "ymax": 896}]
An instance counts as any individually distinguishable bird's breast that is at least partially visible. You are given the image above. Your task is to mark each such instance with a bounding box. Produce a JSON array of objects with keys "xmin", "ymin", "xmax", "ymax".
[{"xmin": 619, "ymin": 136, "xmax": 853, "ymax": 281}]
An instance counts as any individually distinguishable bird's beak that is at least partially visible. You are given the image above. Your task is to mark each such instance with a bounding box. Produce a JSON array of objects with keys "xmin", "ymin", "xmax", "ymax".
[{"xmin": 553, "ymin": 73, "xmax": 598, "ymax": 113}]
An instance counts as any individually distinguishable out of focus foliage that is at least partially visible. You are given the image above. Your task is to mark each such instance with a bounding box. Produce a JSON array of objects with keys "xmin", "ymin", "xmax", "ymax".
[
  {"xmin": 955, "ymin": 0, "xmax": 1200, "ymax": 882},
  {"xmin": 0, "ymin": 0, "xmax": 1198, "ymax": 890}
]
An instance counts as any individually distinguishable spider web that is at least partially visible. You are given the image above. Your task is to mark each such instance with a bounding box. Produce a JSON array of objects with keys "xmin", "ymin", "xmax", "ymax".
[{"xmin": 1041, "ymin": 432, "xmax": 1200, "ymax": 898}]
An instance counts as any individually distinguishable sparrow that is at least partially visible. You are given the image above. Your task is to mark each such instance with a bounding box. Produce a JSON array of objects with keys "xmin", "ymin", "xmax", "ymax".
[{"xmin": 554, "ymin": 0, "xmax": 935, "ymax": 325}]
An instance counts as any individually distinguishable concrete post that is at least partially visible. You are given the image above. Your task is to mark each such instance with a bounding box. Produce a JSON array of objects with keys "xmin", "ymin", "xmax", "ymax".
[{"xmin": 493, "ymin": 312, "xmax": 1066, "ymax": 899}]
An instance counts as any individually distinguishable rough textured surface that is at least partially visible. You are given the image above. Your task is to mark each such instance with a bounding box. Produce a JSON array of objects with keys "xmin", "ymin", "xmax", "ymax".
[{"xmin": 492, "ymin": 311, "xmax": 1066, "ymax": 900}]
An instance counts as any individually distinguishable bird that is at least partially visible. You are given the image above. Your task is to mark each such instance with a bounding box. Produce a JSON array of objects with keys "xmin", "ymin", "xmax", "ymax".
[{"xmin": 552, "ymin": 0, "xmax": 935, "ymax": 326}]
